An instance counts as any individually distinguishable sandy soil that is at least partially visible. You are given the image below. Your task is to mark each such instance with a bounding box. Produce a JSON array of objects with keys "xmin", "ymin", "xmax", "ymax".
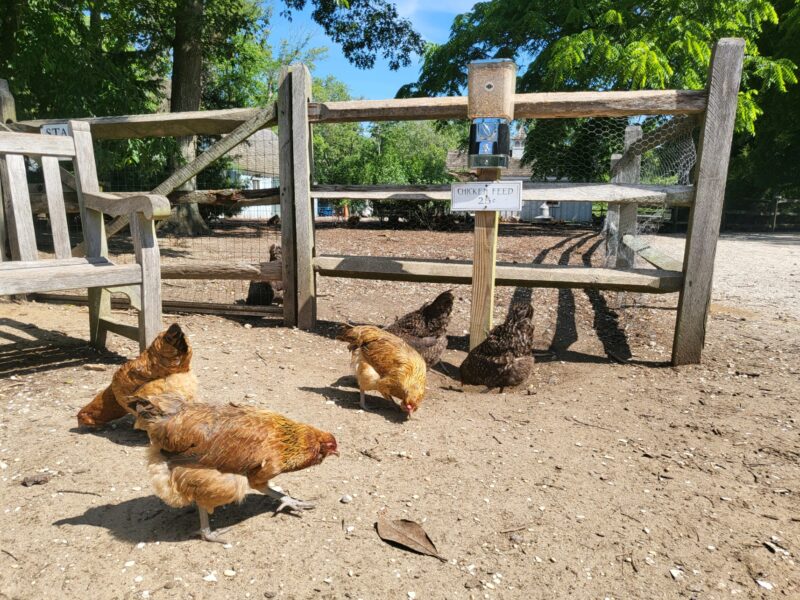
[{"xmin": 1, "ymin": 225, "xmax": 798, "ymax": 600}]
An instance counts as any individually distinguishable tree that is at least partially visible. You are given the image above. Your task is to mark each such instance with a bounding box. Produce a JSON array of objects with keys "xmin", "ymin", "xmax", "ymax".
[
  {"xmin": 728, "ymin": 0, "xmax": 800, "ymax": 202},
  {"xmin": 399, "ymin": 1, "xmax": 797, "ymax": 136}
]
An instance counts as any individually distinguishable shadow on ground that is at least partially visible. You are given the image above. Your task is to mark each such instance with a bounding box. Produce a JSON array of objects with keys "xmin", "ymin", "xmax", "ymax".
[{"xmin": 0, "ymin": 317, "xmax": 126, "ymax": 378}]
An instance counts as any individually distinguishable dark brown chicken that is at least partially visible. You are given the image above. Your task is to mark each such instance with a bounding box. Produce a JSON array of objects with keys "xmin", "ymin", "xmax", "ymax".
[
  {"xmin": 77, "ymin": 323, "xmax": 197, "ymax": 427},
  {"xmin": 459, "ymin": 303, "xmax": 535, "ymax": 390},
  {"xmin": 385, "ymin": 290, "xmax": 454, "ymax": 367},
  {"xmin": 243, "ymin": 243, "xmax": 282, "ymax": 306},
  {"xmin": 130, "ymin": 392, "xmax": 338, "ymax": 543}
]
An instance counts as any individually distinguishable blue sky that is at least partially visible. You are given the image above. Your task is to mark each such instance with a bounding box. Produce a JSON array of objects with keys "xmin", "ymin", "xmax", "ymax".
[{"xmin": 268, "ymin": 1, "xmax": 477, "ymax": 100}]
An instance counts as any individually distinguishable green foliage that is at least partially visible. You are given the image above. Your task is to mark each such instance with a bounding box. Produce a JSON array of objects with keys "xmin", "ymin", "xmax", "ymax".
[
  {"xmin": 728, "ymin": 0, "xmax": 800, "ymax": 201},
  {"xmin": 399, "ymin": 0, "xmax": 798, "ymax": 136}
]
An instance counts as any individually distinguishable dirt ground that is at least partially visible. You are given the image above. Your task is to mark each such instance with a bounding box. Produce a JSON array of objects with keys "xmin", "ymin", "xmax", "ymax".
[{"xmin": 1, "ymin": 225, "xmax": 798, "ymax": 600}]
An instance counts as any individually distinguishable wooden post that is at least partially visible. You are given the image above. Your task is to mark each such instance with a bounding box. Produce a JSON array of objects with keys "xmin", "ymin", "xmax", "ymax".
[
  {"xmin": 467, "ymin": 60, "xmax": 517, "ymax": 349},
  {"xmin": 0, "ymin": 79, "xmax": 17, "ymax": 262},
  {"xmin": 607, "ymin": 125, "xmax": 642, "ymax": 268},
  {"xmin": 278, "ymin": 64, "xmax": 315, "ymax": 329},
  {"xmin": 290, "ymin": 64, "xmax": 316, "ymax": 329},
  {"xmin": 672, "ymin": 38, "xmax": 745, "ymax": 366}
]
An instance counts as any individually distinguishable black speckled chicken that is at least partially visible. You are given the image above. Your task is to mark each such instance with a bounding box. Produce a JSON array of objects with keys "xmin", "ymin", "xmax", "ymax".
[
  {"xmin": 385, "ymin": 290, "xmax": 454, "ymax": 367},
  {"xmin": 459, "ymin": 303, "xmax": 535, "ymax": 390}
]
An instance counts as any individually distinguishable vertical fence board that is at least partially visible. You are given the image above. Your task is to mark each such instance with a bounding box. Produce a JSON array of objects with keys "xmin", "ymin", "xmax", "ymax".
[
  {"xmin": 290, "ymin": 64, "xmax": 316, "ymax": 329},
  {"xmin": 607, "ymin": 125, "xmax": 642, "ymax": 268},
  {"xmin": 672, "ymin": 38, "xmax": 745, "ymax": 365},
  {"xmin": 278, "ymin": 67, "xmax": 298, "ymax": 327}
]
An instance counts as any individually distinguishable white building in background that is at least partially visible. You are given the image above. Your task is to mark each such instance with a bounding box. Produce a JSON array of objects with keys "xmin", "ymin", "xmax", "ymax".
[{"xmin": 230, "ymin": 129, "xmax": 281, "ymax": 220}]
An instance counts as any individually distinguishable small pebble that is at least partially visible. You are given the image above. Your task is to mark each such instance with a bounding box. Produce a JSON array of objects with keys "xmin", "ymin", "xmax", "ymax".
[
  {"xmin": 340, "ymin": 494, "xmax": 353, "ymax": 504},
  {"xmin": 134, "ymin": 575, "xmax": 143, "ymax": 583},
  {"xmin": 136, "ymin": 542, "xmax": 146, "ymax": 549},
  {"xmin": 203, "ymin": 572, "xmax": 218, "ymax": 582},
  {"xmin": 408, "ymin": 593, "xmax": 416, "ymax": 600},
  {"xmin": 224, "ymin": 569, "xmax": 236, "ymax": 577},
  {"xmin": 124, "ymin": 561, "xmax": 135, "ymax": 567},
  {"xmin": 670, "ymin": 568, "xmax": 684, "ymax": 580},
  {"xmin": 756, "ymin": 580, "xmax": 774, "ymax": 591}
]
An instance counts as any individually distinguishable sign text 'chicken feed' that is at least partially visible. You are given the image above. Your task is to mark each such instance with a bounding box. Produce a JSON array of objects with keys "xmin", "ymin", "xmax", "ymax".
[{"xmin": 450, "ymin": 181, "xmax": 522, "ymax": 212}]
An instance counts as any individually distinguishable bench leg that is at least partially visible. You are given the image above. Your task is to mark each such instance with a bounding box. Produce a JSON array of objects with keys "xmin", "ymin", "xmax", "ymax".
[{"xmin": 88, "ymin": 287, "xmax": 111, "ymax": 350}]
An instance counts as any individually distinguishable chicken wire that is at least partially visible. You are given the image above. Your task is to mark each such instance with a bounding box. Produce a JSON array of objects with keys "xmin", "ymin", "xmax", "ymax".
[{"xmin": 28, "ymin": 128, "xmax": 282, "ymax": 311}]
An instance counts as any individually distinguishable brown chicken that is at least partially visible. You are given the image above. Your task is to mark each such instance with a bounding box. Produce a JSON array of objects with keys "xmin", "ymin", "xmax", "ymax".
[
  {"xmin": 459, "ymin": 303, "xmax": 536, "ymax": 390},
  {"xmin": 385, "ymin": 290, "xmax": 454, "ymax": 367},
  {"xmin": 130, "ymin": 392, "xmax": 338, "ymax": 543},
  {"xmin": 77, "ymin": 323, "xmax": 197, "ymax": 427},
  {"xmin": 337, "ymin": 325, "xmax": 426, "ymax": 417}
]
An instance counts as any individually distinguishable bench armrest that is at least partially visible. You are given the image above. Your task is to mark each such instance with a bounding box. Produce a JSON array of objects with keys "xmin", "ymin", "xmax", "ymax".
[{"xmin": 83, "ymin": 191, "xmax": 171, "ymax": 219}]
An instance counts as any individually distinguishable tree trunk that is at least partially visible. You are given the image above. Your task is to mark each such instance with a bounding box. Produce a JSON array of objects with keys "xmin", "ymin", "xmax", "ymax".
[{"xmin": 168, "ymin": 0, "xmax": 209, "ymax": 236}]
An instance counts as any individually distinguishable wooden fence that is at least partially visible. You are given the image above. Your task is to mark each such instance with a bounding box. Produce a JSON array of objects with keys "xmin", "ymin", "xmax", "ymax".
[
  {"xmin": 276, "ymin": 39, "xmax": 745, "ymax": 366},
  {"xmin": 4, "ymin": 38, "xmax": 745, "ymax": 365}
]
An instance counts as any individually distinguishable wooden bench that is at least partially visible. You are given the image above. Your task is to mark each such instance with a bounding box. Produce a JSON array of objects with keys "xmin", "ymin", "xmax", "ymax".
[{"xmin": 0, "ymin": 121, "xmax": 169, "ymax": 351}]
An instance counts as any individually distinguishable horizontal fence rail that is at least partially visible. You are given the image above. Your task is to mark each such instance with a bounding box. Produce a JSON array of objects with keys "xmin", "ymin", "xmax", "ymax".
[
  {"xmin": 314, "ymin": 255, "xmax": 683, "ymax": 294},
  {"xmin": 12, "ymin": 90, "xmax": 708, "ymax": 138},
  {"xmin": 311, "ymin": 183, "xmax": 694, "ymax": 206}
]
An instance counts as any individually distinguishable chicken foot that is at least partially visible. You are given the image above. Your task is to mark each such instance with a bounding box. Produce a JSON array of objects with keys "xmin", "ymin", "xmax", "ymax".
[
  {"xmin": 261, "ymin": 486, "xmax": 315, "ymax": 514},
  {"xmin": 198, "ymin": 508, "xmax": 232, "ymax": 544}
]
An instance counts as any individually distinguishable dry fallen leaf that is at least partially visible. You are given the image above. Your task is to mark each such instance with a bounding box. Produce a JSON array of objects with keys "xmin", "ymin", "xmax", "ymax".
[{"xmin": 375, "ymin": 514, "xmax": 445, "ymax": 561}]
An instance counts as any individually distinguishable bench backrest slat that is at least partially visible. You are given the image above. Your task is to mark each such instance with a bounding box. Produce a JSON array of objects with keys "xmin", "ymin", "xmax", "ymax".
[
  {"xmin": 41, "ymin": 156, "xmax": 72, "ymax": 258},
  {"xmin": 0, "ymin": 153, "xmax": 38, "ymax": 261}
]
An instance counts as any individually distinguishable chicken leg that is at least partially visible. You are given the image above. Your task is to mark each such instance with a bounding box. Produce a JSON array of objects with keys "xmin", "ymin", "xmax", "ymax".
[
  {"xmin": 261, "ymin": 486, "xmax": 315, "ymax": 513},
  {"xmin": 198, "ymin": 507, "xmax": 232, "ymax": 544}
]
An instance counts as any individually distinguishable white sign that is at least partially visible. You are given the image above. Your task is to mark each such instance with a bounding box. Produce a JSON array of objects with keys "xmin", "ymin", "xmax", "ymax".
[
  {"xmin": 450, "ymin": 181, "xmax": 522, "ymax": 212},
  {"xmin": 40, "ymin": 123, "xmax": 70, "ymax": 136}
]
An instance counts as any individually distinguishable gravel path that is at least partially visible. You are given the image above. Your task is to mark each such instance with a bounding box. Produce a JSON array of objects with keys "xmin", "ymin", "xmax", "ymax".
[{"xmin": 645, "ymin": 232, "xmax": 800, "ymax": 320}]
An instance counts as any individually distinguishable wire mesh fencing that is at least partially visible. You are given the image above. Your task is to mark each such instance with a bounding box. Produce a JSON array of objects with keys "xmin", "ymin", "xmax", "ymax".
[{"xmin": 28, "ymin": 128, "xmax": 283, "ymax": 312}]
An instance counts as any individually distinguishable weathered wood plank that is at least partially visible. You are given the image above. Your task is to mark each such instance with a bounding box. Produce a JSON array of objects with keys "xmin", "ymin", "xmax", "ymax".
[
  {"xmin": 98, "ymin": 317, "xmax": 139, "ymax": 342},
  {"xmin": 607, "ymin": 126, "xmax": 642, "ymax": 268},
  {"xmin": 310, "ymin": 182, "xmax": 694, "ymax": 206},
  {"xmin": 470, "ymin": 207, "xmax": 499, "ymax": 349},
  {"xmin": 160, "ymin": 261, "xmax": 282, "ymax": 281},
  {"xmin": 0, "ymin": 80, "xmax": 16, "ymax": 262},
  {"xmin": 306, "ymin": 90, "xmax": 706, "ymax": 123},
  {"xmin": 622, "ymin": 234, "xmax": 684, "ymax": 272},
  {"xmin": 290, "ymin": 64, "xmax": 316, "ymax": 330},
  {"xmin": 314, "ymin": 255, "xmax": 683, "ymax": 294},
  {"xmin": 0, "ymin": 154, "xmax": 38, "ymax": 261},
  {"xmin": 33, "ymin": 293, "xmax": 282, "ymax": 317},
  {"xmin": 514, "ymin": 90, "xmax": 707, "ymax": 119},
  {"xmin": 13, "ymin": 107, "xmax": 276, "ymax": 139},
  {"xmin": 11, "ymin": 90, "xmax": 705, "ymax": 136},
  {"xmin": 0, "ymin": 262, "xmax": 141, "ymax": 295},
  {"xmin": 82, "ymin": 190, "xmax": 171, "ymax": 219},
  {"xmin": 673, "ymin": 38, "xmax": 745, "ymax": 366},
  {"xmin": 0, "ymin": 132, "xmax": 75, "ymax": 156},
  {"xmin": 41, "ymin": 156, "xmax": 72, "ymax": 258},
  {"xmin": 0, "ymin": 256, "xmax": 109, "ymax": 270},
  {"xmin": 130, "ymin": 212, "xmax": 162, "ymax": 350},
  {"xmin": 69, "ymin": 120, "xmax": 111, "ymax": 348},
  {"xmin": 278, "ymin": 66, "xmax": 298, "ymax": 327},
  {"xmin": 29, "ymin": 187, "xmax": 281, "ymax": 214}
]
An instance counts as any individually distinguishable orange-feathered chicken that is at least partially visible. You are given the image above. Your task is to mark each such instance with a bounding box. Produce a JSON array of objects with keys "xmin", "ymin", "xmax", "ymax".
[
  {"xmin": 337, "ymin": 325, "xmax": 426, "ymax": 417},
  {"xmin": 129, "ymin": 392, "xmax": 338, "ymax": 542},
  {"xmin": 77, "ymin": 323, "xmax": 197, "ymax": 427}
]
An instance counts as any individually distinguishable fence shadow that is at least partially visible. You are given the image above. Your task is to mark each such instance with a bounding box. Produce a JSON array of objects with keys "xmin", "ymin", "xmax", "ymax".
[{"xmin": 0, "ymin": 317, "xmax": 125, "ymax": 378}]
